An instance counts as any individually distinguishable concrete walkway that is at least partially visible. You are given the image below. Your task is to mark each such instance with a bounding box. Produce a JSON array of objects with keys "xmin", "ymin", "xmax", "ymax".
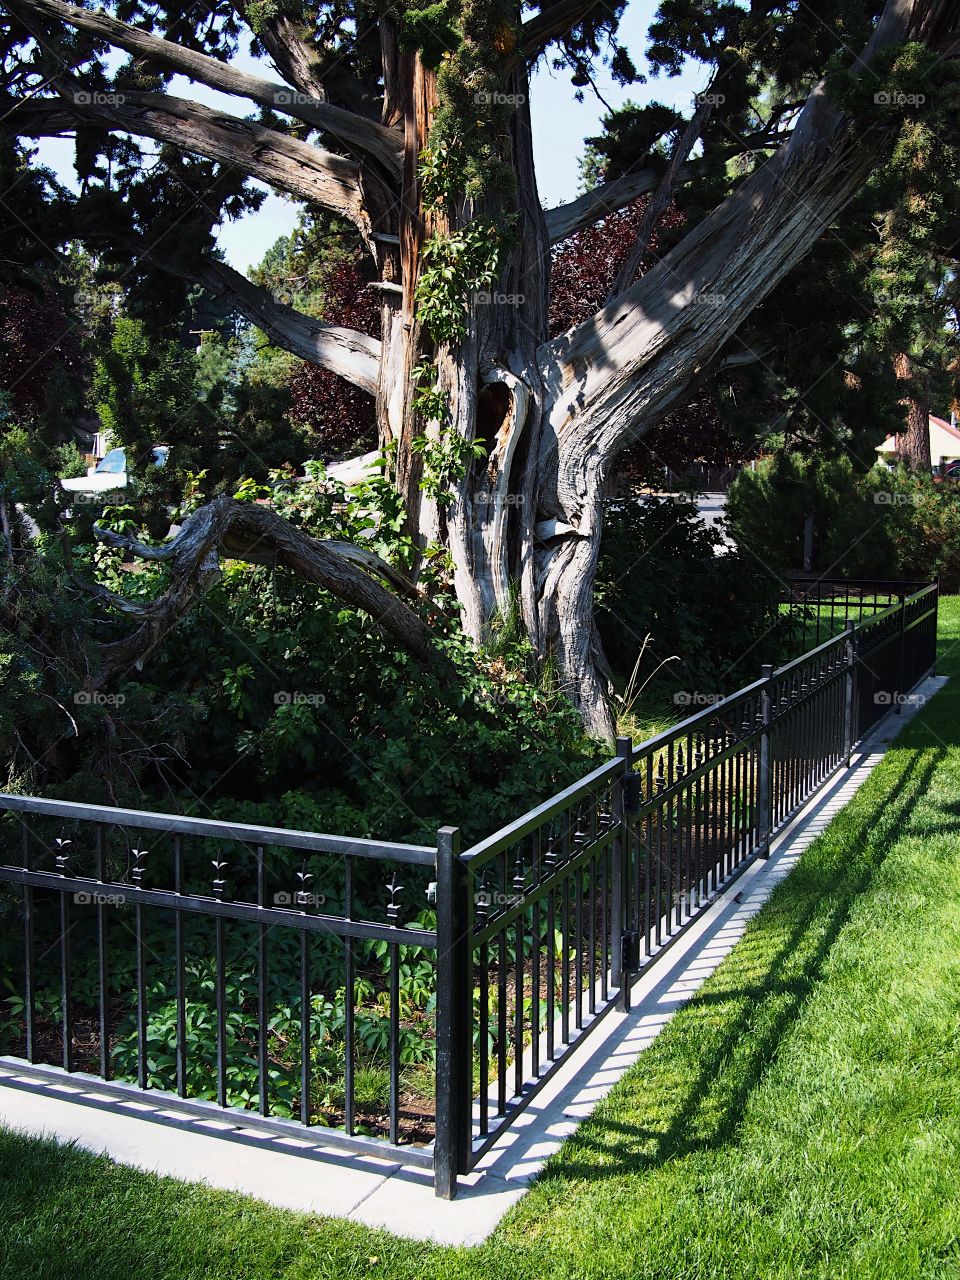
[{"xmin": 0, "ymin": 677, "xmax": 945, "ymax": 1246}]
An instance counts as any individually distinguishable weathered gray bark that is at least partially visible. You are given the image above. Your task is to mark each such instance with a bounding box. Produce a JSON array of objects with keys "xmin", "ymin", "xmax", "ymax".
[
  {"xmin": 6, "ymin": 0, "xmax": 954, "ymax": 743},
  {"xmin": 544, "ymin": 169, "xmax": 661, "ymax": 244},
  {"xmin": 87, "ymin": 497, "xmax": 447, "ymax": 684},
  {"xmin": 522, "ymin": 0, "xmax": 941, "ymax": 738},
  {"xmin": 6, "ymin": 0, "xmax": 403, "ymax": 175},
  {"xmin": 10, "ymin": 92, "xmax": 374, "ymax": 233}
]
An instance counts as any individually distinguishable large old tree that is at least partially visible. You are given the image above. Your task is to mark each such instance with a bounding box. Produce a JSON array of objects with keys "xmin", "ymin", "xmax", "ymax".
[{"xmin": 2, "ymin": 0, "xmax": 959, "ymax": 739}]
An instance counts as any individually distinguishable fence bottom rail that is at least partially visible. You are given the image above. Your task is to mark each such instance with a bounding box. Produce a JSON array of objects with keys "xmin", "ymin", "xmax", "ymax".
[{"xmin": 0, "ymin": 580, "xmax": 939, "ymax": 1199}]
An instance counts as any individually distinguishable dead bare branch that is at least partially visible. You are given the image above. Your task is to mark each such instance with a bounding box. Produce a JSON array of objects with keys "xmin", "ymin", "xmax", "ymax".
[{"xmin": 6, "ymin": 0, "xmax": 403, "ymax": 175}]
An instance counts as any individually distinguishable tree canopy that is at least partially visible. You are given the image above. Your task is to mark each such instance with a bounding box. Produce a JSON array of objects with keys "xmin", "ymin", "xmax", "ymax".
[{"xmin": 2, "ymin": 0, "xmax": 960, "ymax": 753}]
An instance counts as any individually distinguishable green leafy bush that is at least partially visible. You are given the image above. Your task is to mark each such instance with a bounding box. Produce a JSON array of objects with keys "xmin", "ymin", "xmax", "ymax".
[
  {"xmin": 596, "ymin": 495, "xmax": 786, "ymax": 702},
  {"xmin": 97, "ymin": 466, "xmax": 602, "ymax": 845},
  {"xmin": 727, "ymin": 452, "xmax": 960, "ymax": 589}
]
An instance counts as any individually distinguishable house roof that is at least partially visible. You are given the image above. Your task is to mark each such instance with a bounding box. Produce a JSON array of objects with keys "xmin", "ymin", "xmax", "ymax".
[{"xmin": 877, "ymin": 414, "xmax": 960, "ymax": 459}]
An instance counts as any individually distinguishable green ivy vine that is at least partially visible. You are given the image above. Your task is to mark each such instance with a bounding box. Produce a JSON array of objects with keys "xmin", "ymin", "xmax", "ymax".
[{"xmin": 395, "ymin": 0, "xmax": 520, "ymax": 502}]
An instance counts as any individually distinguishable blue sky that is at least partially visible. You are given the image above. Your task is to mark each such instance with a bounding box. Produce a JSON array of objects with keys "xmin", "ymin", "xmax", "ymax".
[{"xmin": 34, "ymin": 2, "xmax": 707, "ymax": 273}]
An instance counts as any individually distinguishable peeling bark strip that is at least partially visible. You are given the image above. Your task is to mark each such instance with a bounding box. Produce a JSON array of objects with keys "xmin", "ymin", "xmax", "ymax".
[
  {"xmin": 894, "ymin": 351, "xmax": 932, "ymax": 472},
  {"xmin": 87, "ymin": 498, "xmax": 447, "ymax": 686}
]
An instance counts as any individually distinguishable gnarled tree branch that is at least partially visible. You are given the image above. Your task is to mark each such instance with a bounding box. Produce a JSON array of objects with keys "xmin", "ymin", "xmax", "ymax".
[
  {"xmin": 89, "ymin": 497, "xmax": 446, "ymax": 685},
  {"xmin": 233, "ymin": 0, "xmax": 380, "ymax": 118},
  {"xmin": 34, "ymin": 205, "xmax": 382, "ymax": 392},
  {"xmin": 544, "ymin": 140, "xmax": 794, "ymax": 245},
  {"xmin": 5, "ymin": 0, "xmax": 403, "ymax": 176},
  {"xmin": 232, "ymin": 0, "xmax": 329, "ymax": 101},
  {"xmin": 606, "ymin": 94, "xmax": 714, "ymax": 300},
  {"xmin": 520, "ymin": 0, "xmax": 606, "ymax": 60},
  {"xmin": 6, "ymin": 90, "xmax": 371, "ymax": 232},
  {"xmin": 538, "ymin": 0, "xmax": 930, "ymax": 514},
  {"xmin": 544, "ymin": 168, "xmax": 661, "ymax": 244},
  {"xmin": 188, "ymin": 256, "xmax": 382, "ymax": 394}
]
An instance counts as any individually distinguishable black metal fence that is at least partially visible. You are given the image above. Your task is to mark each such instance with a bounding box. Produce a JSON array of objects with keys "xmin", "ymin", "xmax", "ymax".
[
  {"xmin": 783, "ymin": 575, "xmax": 933, "ymax": 648},
  {"xmin": 0, "ymin": 582, "xmax": 939, "ymax": 1198},
  {"xmin": 0, "ymin": 807, "xmax": 440, "ymax": 1165}
]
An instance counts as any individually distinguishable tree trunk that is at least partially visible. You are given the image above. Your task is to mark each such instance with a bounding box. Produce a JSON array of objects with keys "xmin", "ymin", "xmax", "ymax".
[
  {"xmin": 18, "ymin": 0, "xmax": 954, "ymax": 746},
  {"xmin": 894, "ymin": 352, "xmax": 932, "ymax": 472}
]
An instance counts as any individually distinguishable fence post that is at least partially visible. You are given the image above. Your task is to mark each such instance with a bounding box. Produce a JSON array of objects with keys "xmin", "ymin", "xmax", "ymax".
[
  {"xmin": 758, "ymin": 664, "xmax": 774, "ymax": 858},
  {"xmin": 612, "ymin": 736, "xmax": 634, "ymax": 1011},
  {"xmin": 895, "ymin": 595, "xmax": 907, "ymax": 715},
  {"xmin": 931, "ymin": 581, "xmax": 939, "ymax": 677},
  {"xmin": 434, "ymin": 824, "xmax": 470, "ymax": 1199},
  {"xmin": 842, "ymin": 619, "xmax": 856, "ymax": 766}
]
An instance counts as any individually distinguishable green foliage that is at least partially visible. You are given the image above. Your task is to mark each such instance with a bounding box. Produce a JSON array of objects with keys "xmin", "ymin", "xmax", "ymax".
[
  {"xmin": 35, "ymin": 461, "xmax": 595, "ymax": 843},
  {"xmin": 49, "ymin": 441, "xmax": 87, "ymax": 479},
  {"xmin": 8, "ymin": 430, "xmax": 538, "ymax": 816},
  {"xmin": 250, "ymin": 211, "xmax": 364, "ymax": 319},
  {"xmin": 727, "ymin": 452, "xmax": 960, "ymax": 590},
  {"xmin": 401, "ymin": 0, "xmax": 519, "ymax": 197},
  {"xmin": 596, "ymin": 495, "xmax": 785, "ymax": 698},
  {"xmin": 193, "ymin": 332, "xmax": 242, "ymax": 411},
  {"xmin": 411, "ymin": 429, "xmax": 487, "ymax": 503},
  {"xmin": 0, "ymin": 425, "xmax": 51, "ymax": 505},
  {"xmin": 397, "ymin": 0, "xmax": 460, "ymax": 67},
  {"xmin": 410, "ymin": 156, "xmax": 508, "ymax": 500},
  {"xmin": 92, "ymin": 315, "xmax": 198, "ymax": 451},
  {"xmin": 414, "ymin": 218, "xmax": 504, "ymax": 350},
  {"xmin": 409, "ymin": 361, "xmax": 447, "ymax": 423},
  {"xmin": 414, "ymin": 217, "xmax": 504, "ymax": 347}
]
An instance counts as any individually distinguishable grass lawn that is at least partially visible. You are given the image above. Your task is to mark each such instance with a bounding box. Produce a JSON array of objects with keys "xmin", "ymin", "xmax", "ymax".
[{"xmin": 3, "ymin": 602, "xmax": 960, "ymax": 1280}]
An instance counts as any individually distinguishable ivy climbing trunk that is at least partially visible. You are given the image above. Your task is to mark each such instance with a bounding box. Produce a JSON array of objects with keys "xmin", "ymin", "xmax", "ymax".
[{"xmin": 16, "ymin": 0, "xmax": 958, "ymax": 744}]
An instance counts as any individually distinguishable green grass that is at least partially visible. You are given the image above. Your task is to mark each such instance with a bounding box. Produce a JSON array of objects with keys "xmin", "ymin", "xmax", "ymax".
[{"xmin": 4, "ymin": 603, "xmax": 960, "ymax": 1279}]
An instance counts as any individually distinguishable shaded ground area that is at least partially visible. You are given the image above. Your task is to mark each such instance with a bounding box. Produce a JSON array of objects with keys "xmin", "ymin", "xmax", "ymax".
[{"xmin": 1, "ymin": 601, "xmax": 959, "ymax": 1280}]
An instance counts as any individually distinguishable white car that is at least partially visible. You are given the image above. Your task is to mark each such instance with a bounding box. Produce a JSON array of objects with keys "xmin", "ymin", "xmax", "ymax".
[{"xmin": 60, "ymin": 446, "xmax": 169, "ymax": 494}]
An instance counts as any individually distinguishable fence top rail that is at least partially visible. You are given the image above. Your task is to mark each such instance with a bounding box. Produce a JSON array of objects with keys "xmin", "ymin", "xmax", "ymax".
[
  {"xmin": 854, "ymin": 581, "xmax": 939, "ymax": 634},
  {"xmin": 461, "ymin": 756, "xmax": 623, "ymax": 865},
  {"xmin": 464, "ymin": 674, "xmax": 768, "ymax": 866},
  {"xmin": 771, "ymin": 628, "xmax": 847, "ymax": 680},
  {"xmin": 469, "ymin": 579, "xmax": 939, "ymax": 871},
  {"xmin": 0, "ymin": 793, "xmax": 437, "ymax": 865},
  {"xmin": 628, "ymin": 676, "xmax": 768, "ymax": 765},
  {"xmin": 784, "ymin": 576, "xmax": 935, "ymax": 595}
]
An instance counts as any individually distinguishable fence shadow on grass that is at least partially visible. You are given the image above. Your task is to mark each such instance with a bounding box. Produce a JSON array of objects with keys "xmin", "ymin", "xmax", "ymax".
[{"xmin": 539, "ymin": 744, "xmax": 944, "ymax": 1183}]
